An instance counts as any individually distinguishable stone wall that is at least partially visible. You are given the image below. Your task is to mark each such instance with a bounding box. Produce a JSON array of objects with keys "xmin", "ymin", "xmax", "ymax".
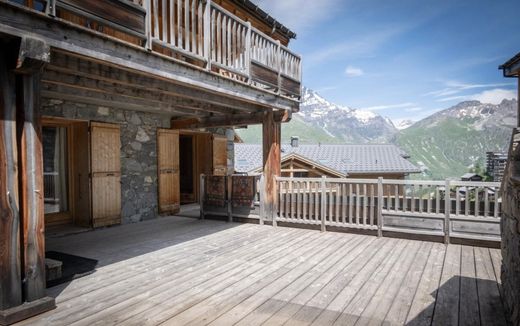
[
  {"xmin": 501, "ymin": 130, "xmax": 520, "ymax": 326},
  {"xmin": 41, "ymin": 99, "xmax": 171, "ymax": 224}
]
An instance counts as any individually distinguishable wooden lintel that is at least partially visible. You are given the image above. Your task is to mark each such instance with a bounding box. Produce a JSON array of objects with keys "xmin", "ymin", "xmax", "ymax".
[{"xmin": 171, "ymin": 110, "xmax": 289, "ymax": 129}]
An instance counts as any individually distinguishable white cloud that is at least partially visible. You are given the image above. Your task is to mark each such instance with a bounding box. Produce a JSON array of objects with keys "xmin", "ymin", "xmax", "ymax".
[
  {"xmin": 360, "ymin": 102, "xmax": 415, "ymax": 111},
  {"xmin": 425, "ymin": 81, "xmax": 514, "ymax": 98},
  {"xmin": 345, "ymin": 66, "xmax": 364, "ymax": 77},
  {"xmin": 437, "ymin": 88, "xmax": 517, "ymax": 105},
  {"xmin": 251, "ymin": 0, "xmax": 341, "ymax": 32},
  {"xmin": 404, "ymin": 107, "xmax": 423, "ymax": 112}
]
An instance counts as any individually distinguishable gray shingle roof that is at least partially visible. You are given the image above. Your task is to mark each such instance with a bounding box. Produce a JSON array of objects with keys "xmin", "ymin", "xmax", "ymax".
[{"xmin": 235, "ymin": 144, "xmax": 421, "ymax": 175}]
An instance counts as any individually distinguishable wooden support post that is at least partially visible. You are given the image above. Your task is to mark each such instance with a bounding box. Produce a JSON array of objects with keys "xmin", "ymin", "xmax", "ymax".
[
  {"xmin": 377, "ymin": 177, "xmax": 383, "ymax": 237},
  {"xmin": 444, "ymin": 179, "xmax": 451, "ymax": 244},
  {"xmin": 0, "ymin": 46, "xmax": 22, "ymax": 312},
  {"xmin": 262, "ymin": 110, "xmax": 280, "ymax": 226},
  {"xmin": 320, "ymin": 176, "xmax": 326, "ymax": 232},
  {"xmin": 199, "ymin": 174, "xmax": 205, "ymax": 220}
]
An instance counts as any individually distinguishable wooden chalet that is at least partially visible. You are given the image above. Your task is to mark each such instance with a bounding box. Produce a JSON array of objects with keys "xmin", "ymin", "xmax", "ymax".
[{"xmin": 0, "ymin": 0, "xmax": 300, "ymax": 323}]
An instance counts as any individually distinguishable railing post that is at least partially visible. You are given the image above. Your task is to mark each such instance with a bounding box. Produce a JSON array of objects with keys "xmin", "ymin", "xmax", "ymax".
[
  {"xmin": 320, "ymin": 176, "xmax": 326, "ymax": 232},
  {"xmin": 444, "ymin": 179, "xmax": 451, "ymax": 244},
  {"xmin": 204, "ymin": 0, "xmax": 212, "ymax": 70},
  {"xmin": 276, "ymin": 40, "xmax": 281, "ymax": 94},
  {"xmin": 259, "ymin": 174, "xmax": 265, "ymax": 225},
  {"xmin": 144, "ymin": 0, "xmax": 153, "ymax": 50},
  {"xmin": 227, "ymin": 175, "xmax": 233, "ymax": 222},
  {"xmin": 245, "ymin": 22, "xmax": 252, "ymax": 83},
  {"xmin": 199, "ymin": 174, "xmax": 205, "ymax": 219},
  {"xmin": 377, "ymin": 177, "xmax": 383, "ymax": 237}
]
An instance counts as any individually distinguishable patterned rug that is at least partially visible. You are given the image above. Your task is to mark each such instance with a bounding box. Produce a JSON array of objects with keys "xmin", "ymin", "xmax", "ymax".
[
  {"xmin": 232, "ymin": 176, "xmax": 256, "ymax": 207},
  {"xmin": 205, "ymin": 176, "xmax": 226, "ymax": 207}
]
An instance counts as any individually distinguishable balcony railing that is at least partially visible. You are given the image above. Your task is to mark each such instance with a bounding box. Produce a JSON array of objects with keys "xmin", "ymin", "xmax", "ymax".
[
  {"xmin": 201, "ymin": 175, "xmax": 502, "ymax": 243},
  {"xmin": 16, "ymin": 0, "xmax": 302, "ymax": 99}
]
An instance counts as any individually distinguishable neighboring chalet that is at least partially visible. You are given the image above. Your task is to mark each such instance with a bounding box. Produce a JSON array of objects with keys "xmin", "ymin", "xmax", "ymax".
[
  {"xmin": 235, "ymin": 141, "xmax": 421, "ymax": 179},
  {"xmin": 0, "ymin": 0, "xmax": 300, "ymax": 323},
  {"xmin": 460, "ymin": 173, "xmax": 483, "ymax": 182}
]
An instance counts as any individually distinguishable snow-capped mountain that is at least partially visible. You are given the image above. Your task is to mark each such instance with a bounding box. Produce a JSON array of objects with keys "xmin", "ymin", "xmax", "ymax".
[
  {"xmin": 299, "ymin": 87, "xmax": 397, "ymax": 143},
  {"xmin": 393, "ymin": 119, "xmax": 415, "ymax": 130}
]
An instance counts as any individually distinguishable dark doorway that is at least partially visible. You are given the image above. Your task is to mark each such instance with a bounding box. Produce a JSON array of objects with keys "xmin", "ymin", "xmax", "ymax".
[{"xmin": 179, "ymin": 135, "xmax": 195, "ymax": 204}]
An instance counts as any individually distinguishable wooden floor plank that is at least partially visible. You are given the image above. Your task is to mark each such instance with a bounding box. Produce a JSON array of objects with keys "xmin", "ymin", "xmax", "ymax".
[
  {"xmin": 159, "ymin": 233, "xmax": 345, "ymax": 325},
  {"xmin": 431, "ymin": 244, "xmax": 461, "ymax": 326},
  {"xmin": 459, "ymin": 246, "xmax": 480, "ymax": 326},
  {"xmin": 229, "ymin": 235, "xmax": 375, "ymax": 326},
  {"xmin": 405, "ymin": 243, "xmax": 446, "ymax": 326},
  {"xmin": 332, "ymin": 240, "xmax": 414, "ymax": 325},
  {"xmin": 474, "ymin": 247, "xmax": 508, "ymax": 326},
  {"xmin": 307, "ymin": 238, "xmax": 399, "ymax": 326}
]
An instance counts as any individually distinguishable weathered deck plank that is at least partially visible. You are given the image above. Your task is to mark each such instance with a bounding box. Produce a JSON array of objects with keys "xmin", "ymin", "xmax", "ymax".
[{"xmin": 17, "ymin": 216, "xmax": 506, "ymax": 326}]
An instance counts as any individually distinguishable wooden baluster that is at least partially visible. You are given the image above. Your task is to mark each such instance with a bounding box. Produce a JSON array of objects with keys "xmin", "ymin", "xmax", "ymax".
[
  {"xmin": 320, "ymin": 177, "xmax": 326, "ymax": 232},
  {"xmin": 161, "ymin": 0, "xmax": 167, "ymax": 41},
  {"xmin": 290, "ymin": 180, "xmax": 294, "ymax": 219},
  {"xmin": 216, "ymin": 12, "xmax": 221, "ymax": 63},
  {"xmin": 465, "ymin": 186, "xmax": 469, "ymax": 216},
  {"xmin": 303, "ymin": 181, "xmax": 308, "ymax": 220},
  {"xmin": 474, "ymin": 187, "xmax": 479, "ymax": 217},
  {"xmin": 394, "ymin": 184, "xmax": 399, "ymax": 212},
  {"xmin": 297, "ymin": 181, "xmax": 302, "ymax": 219},
  {"xmin": 245, "ymin": 22, "xmax": 251, "ymax": 81},
  {"xmin": 153, "ymin": 0, "xmax": 159, "ymax": 38},
  {"xmin": 191, "ymin": 0, "xmax": 196, "ymax": 53},
  {"xmin": 168, "ymin": 0, "xmax": 174, "ymax": 45},
  {"xmin": 444, "ymin": 180, "xmax": 451, "ymax": 244},
  {"xmin": 370, "ymin": 184, "xmax": 375, "ymax": 226},
  {"xmin": 435, "ymin": 186, "xmax": 440, "ymax": 214},
  {"xmin": 484, "ymin": 186, "xmax": 489, "ymax": 217},
  {"xmin": 356, "ymin": 184, "xmax": 360, "ymax": 225},
  {"xmin": 427, "ymin": 186, "xmax": 432, "ymax": 214},
  {"xmin": 342, "ymin": 184, "xmax": 347, "ymax": 224},
  {"xmin": 204, "ymin": 1, "xmax": 212, "ymax": 68},
  {"xmin": 494, "ymin": 188, "xmax": 499, "ymax": 218},
  {"xmin": 278, "ymin": 179, "xmax": 283, "ymax": 219},
  {"xmin": 197, "ymin": 0, "xmax": 203, "ymax": 55},
  {"xmin": 184, "ymin": 0, "xmax": 189, "ymax": 50},
  {"xmin": 328, "ymin": 182, "xmax": 333, "ymax": 222},
  {"xmin": 455, "ymin": 187, "xmax": 460, "ymax": 216},
  {"xmin": 418, "ymin": 185, "xmax": 423, "ymax": 213},
  {"xmin": 348, "ymin": 183, "xmax": 353, "ymax": 224},
  {"xmin": 377, "ymin": 178, "xmax": 383, "ymax": 237},
  {"xmin": 363, "ymin": 184, "xmax": 367, "ymax": 225},
  {"xmin": 410, "ymin": 185, "xmax": 415, "ymax": 213},
  {"xmin": 403, "ymin": 185, "xmax": 408, "ymax": 212},
  {"xmin": 226, "ymin": 17, "xmax": 231, "ymax": 66}
]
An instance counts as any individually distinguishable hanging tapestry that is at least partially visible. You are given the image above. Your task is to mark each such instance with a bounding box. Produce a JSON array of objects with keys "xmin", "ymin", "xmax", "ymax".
[
  {"xmin": 205, "ymin": 176, "xmax": 226, "ymax": 207},
  {"xmin": 232, "ymin": 176, "xmax": 256, "ymax": 207}
]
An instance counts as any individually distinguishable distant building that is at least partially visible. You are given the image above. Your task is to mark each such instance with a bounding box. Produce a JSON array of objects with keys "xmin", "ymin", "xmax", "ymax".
[
  {"xmin": 461, "ymin": 173, "xmax": 483, "ymax": 182},
  {"xmin": 235, "ymin": 139, "xmax": 421, "ymax": 179},
  {"xmin": 486, "ymin": 151, "xmax": 508, "ymax": 182}
]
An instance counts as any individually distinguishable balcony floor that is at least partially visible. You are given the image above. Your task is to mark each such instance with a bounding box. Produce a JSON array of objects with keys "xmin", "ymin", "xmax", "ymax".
[{"xmin": 20, "ymin": 216, "xmax": 507, "ymax": 325}]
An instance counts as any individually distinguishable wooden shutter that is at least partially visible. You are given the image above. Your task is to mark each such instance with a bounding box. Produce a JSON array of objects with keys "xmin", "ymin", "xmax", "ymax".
[
  {"xmin": 212, "ymin": 134, "xmax": 228, "ymax": 176},
  {"xmin": 157, "ymin": 129, "xmax": 180, "ymax": 214},
  {"xmin": 90, "ymin": 122, "xmax": 121, "ymax": 228}
]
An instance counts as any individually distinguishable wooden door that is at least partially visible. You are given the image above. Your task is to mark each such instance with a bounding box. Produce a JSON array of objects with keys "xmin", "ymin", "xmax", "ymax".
[
  {"xmin": 212, "ymin": 135, "xmax": 228, "ymax": 176},
  {"xmin": 90, "ymin": 122, "xmax": 121, "ymax": 228},
  {"xmin": 158, "ymin": 129, "xmax": 180, "ymax": 214}
]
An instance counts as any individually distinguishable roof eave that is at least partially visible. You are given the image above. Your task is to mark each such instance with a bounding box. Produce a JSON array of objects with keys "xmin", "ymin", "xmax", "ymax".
[{"xmin": 499, "ymin": 52, "xmax": 520, "ymax": 77}]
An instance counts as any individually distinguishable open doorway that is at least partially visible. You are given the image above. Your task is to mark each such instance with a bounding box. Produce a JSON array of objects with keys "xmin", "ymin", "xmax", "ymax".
[
  {"xmin": 179, "ymin": 134, "xmax": 195, "ymax": 204},
  {"xmin": 42, "ymin": 118, "xmax": 91, "ymax": 235}
]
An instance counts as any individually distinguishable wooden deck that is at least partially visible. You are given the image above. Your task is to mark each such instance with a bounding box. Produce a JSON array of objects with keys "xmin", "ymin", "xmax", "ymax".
[{"xmin": 20, "ymin": 216, "xmax": 507, "ymax": 325}]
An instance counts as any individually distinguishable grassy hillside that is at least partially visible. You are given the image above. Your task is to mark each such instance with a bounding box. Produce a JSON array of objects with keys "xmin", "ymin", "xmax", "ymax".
[
  {"xmin": 236, "ymin": 114, "xmax": 341, "ymax": 144},
  {"xmin": 395, "ymin": 117, "xmax": 511, "ymax": 180}
]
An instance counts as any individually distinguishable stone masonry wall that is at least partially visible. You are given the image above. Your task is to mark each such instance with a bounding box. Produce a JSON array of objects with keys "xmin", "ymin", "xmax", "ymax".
[
  {"xmin": 41, "ymin": 99, "xmax": 171, "ymax": 224},
  {"xmin": 501, "ymin": 133, "xmax": 520, "ymax": 326}
]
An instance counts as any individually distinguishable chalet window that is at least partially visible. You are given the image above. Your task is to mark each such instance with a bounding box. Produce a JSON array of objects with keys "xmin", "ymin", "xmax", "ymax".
[{"xmin": 43, "ymin": 126, "xmax": 69, "ymax": 215}]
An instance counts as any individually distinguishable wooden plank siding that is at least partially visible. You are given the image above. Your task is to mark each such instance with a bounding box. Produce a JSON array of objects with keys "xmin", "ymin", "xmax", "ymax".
[{"xmin": 19, "ymin": 216, "xmax": 507, "ymax": 326}]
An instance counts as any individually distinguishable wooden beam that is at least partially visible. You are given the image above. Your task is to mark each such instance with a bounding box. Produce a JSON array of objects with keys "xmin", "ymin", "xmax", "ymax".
[
  {"xmin": 46, "ymin": 52, "xmax": 264, "ymax": 113},
  {"xmin": 171, "ymin": 110, "xmax": 290, "ymax": 129},
  {"xmin": 41, "ymin": 69, "xmax": 250, "ymax": 116},
  {"xmin": 262, "ymin": 110, "xmax": 281, "ymax": 223},
  {"xmin": 0, "ymin": 45, "xmax": 22, "ymax": 311},
  {"xmin": 41, "ymin": 82, "xmax": 208, "ymax": 117}
]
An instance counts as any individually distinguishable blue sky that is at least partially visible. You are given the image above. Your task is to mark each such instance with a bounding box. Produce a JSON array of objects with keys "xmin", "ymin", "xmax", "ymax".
[{"xmin": 253, "ymin": 0, "xmax": 519, "ymax": 123}]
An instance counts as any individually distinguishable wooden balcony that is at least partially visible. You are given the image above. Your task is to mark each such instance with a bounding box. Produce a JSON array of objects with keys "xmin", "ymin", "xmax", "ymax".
[
  {"xmin": 5, "ymin": 0, "xmax": 302, "ymax": 99},
  {"xmin": 19, "ymin": 216, "xmax": 507, "ymax": 325}
]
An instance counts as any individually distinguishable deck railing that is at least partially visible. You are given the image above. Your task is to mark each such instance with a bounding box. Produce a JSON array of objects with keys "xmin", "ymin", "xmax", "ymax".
[
  {"xmin": 275, "ymin": 177, "xmax": 502, "ymax": 242},
  {"xmin": 12, "ymin": 0, "xmax": 301, "ymax": 98},
  {"xmin": 147, "ymin": 0, "xmax": 301, "ymax": 97}
]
